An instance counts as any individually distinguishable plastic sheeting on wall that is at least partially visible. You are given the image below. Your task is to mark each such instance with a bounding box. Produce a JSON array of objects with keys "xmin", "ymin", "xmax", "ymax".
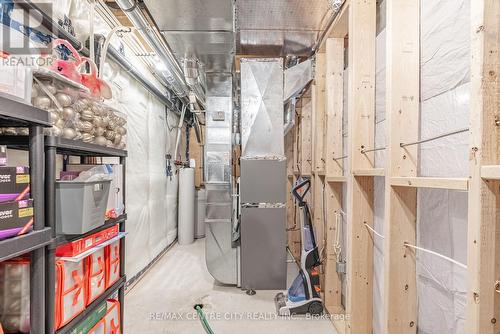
[
  {"xmin": 373, "ymin": 177, "xmax": 385, "ymax": 334},
  {"xmin": 417, "ymin": 189, "xmax": 468, "ymax": 334},
  {"xmin": 371, "ymin": 0, "xmax": 469, "ymax": 332},
  {"xmin": 112, "ymin": 70, "xmax": 179, "ymax": 279},
  {"xmin": 373, "ymin": 14, "xmax": 386, "ymax": 333},
  {"xmin": 417, "ymin": 1, "xmax": 470, "ymax": 333},
  {"xmin": 66, "ymin": 0, "xmax": 180, "ymax": 279},
  {"xmin": 420, "ymin": 0, "xmax": 470, "ymax": 102}
]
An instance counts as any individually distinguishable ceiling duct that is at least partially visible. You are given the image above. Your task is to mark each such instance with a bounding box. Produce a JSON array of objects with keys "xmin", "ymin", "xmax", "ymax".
[
  {"xmin": 283, "ymin": 59, "xmax": 313, "ymax": 102},
  {"xmin": 114, "ymin": 0, "xmax": 206, "ymax": 108}
]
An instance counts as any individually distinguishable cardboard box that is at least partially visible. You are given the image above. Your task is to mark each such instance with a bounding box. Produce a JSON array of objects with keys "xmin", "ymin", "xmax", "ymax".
[
  {"xmin": 0, "ymin": 199, "xmax": 34, "ymax": 240},
  {"xmin": 0, "ymin": 146, "xmax": 7, "ymax": 167},
  {"xmin": 0, "ymin": 167, "xmax": 30, "ymax": 203}
]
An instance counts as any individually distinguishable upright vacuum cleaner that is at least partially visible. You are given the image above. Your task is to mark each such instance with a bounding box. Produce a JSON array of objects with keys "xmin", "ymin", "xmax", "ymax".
[{"xmin": 275, "ymin": 178, "xmax": 324, "ymax": 316}]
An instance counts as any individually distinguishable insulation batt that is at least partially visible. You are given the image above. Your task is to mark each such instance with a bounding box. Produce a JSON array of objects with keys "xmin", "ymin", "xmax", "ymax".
[
  {"xmin": 417, "ymin": 0, "xmax": 470, "ymax": 333},
  {"xmin": 371, "ymin": 1, "xmax": 469, "ymax": 333}
]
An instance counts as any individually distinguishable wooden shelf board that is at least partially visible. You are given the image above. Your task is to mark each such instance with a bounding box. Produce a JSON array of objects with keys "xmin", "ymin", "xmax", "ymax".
[
  {"xmin": 353, "ymin": 168, "xmax": 385, "ymax": 176},
  {"xmin": 390, "ymin": 177, "xmax": 469, "ymax": 191},
  {"xmin": 481, "ymin": 165, "xmax": 500, "ymax": 180},
  {"xmin": 326, "ymin": 176, "xmax": 347, "ymax": 183}
]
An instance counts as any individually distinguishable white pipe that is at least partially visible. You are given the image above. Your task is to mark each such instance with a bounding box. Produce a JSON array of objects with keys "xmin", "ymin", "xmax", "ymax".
[
  {"xmin": 114, "ymin": 0, "xmax": 206, "ymax": 107},
  {"xmin": 99, "ymin": 26, "xmax": 132, "ymax": 78},
  {"xmin": 173, "ymin": 104, "xmax": 187, "ymax": 160},
  {"xmin": 115, "ymin": 0, "xmax": 189, "ymax": 97},
  {"xmin": 89, "ymin": 0, "xmax": 96, "ymax": 63}
]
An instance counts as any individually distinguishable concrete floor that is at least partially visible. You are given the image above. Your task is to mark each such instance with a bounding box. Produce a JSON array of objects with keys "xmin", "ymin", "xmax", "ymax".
[{"xmin": 125, "ymin": 239, "xmax": 336, "ymax": 334}]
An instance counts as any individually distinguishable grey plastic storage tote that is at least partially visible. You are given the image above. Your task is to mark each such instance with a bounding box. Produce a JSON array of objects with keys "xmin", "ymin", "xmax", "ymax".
[{"xmin": 55, "ymin": 180, "xmax": 111, "ymax": 234}]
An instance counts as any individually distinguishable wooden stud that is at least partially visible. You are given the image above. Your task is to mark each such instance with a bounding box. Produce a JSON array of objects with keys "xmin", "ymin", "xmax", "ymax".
[
  {"xmin": 325, "ymin": 38, "xmax": 345, "ymax": 178},
  {"xmin": 466, "ymin": 0, "xmax": 500, "ymax": 332},
  {"xmin": 313, "ymin": 52, "xmax": 327, "ymax": 174},
  {"xmin": 301, "ymin": 97, "xmax": 313, "ymax": 176},
  {"xmin": 345, "ymin": 1, "xmax": 377, "ymax": 333},
  {"xmin": 324, "ymin": 181, "xmax": 344, "ymax": 314},
  {"xmin": 293, "ymin": 102, "xmax": 301, "ymax": 175},
  {"xmin": 383, "ymin": 0, "xmax": 420, "ymax": 333}
]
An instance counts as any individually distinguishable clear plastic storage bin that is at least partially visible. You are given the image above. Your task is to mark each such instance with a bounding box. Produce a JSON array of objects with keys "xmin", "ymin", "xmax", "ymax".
[{"xmin": 56, "ymin": 180, "xmax": 111, "ymax": 234}]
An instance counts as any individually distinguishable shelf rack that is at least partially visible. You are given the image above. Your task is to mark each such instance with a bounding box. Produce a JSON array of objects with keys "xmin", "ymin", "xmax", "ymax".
[
  {"xmin": 0, "ymin": 96, "xmax": 51, "ymax": 334},
  {"xmin": 55, "ymin": 276, "xmax": 126, "ymax": 334},
  {"xmin": 0, "ymin": 95, "xmax": 128, "ymax": 333},
  {"xmin": 45, "ymin": 136, "xmax": 127, "ymax": 334}
]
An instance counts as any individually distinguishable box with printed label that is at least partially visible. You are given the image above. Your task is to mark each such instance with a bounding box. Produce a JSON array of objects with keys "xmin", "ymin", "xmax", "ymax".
[
  {"xmin": 55, "ymin": 225, "xmax": 119, "ymax": 257},
  {"xmin": 0, "ymin": 199, "xmax": 34, "ymax": 240},
  {"xmin": 0, "ymin": 146, "xmax": 7, "ymax": 167},
  {"xmin": 0, "ymin": 166, "xmax": 30, "ymax": 203}
]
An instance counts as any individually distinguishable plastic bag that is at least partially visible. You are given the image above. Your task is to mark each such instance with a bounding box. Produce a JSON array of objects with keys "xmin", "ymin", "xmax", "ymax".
[{"xmin": 73, "ymin": 164, "xmax": 113, "ymax": 182}]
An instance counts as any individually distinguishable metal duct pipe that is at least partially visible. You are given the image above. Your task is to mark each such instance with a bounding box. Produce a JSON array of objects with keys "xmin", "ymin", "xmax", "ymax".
[
  {"xmin": 182, "ymin": 58, "xmax": 207, "ymax": 109},
  {"xmin": 311, "ymin": 0, "xmax": 345, "ymax": 55},
  {"xmin": 114, "ymin": 0, "xmax": 209, "ymax": 108},
  {"xmin": 19, "ymin": 0, "xmax": 182, "ymax": 114}
]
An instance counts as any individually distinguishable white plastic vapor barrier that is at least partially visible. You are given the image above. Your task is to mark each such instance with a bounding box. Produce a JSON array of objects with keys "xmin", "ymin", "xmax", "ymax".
[
  {"xmin": 64, "ymin": 0, "xmax": 180, "ymax": 279},
  {"xmin": 178, "ymin": 168, "xmax": 195, "ymax": 245},
  {"xmin": 116, "ymin": 73, "xmax": 177, "ymax": 279},
  {"xmin": 373, "ymin": 14, "xmax": 386, "ymax": 333},
  {"xmin": 373, "ymin": 177, "xmax": 385, "ymax": 334},
  {"xmin": 417, "ymin": 0, "xmax": 470, "ymax": 333}
]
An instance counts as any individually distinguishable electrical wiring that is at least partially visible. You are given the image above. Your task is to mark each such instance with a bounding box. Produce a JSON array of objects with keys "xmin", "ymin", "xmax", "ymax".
[
  {"xmin": 404, "ymin": 242, "xmax": 467, "ymax": 270},
  {"xmin": 364, "ymin": 223, "xmax": 385, "ymax": 240},
  {"xmin": 333, "ymin": 210, "xmax": 344, "ymax": 261}
]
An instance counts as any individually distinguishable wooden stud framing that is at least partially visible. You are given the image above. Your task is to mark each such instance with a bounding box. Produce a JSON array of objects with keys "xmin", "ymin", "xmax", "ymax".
[
  {"xmin": 390, "ymin": 177, "xmax": 469, "ymax": 191},
  {"xmin": 323, "ymin": 37, "xmax": 347, "ymax": 326},
  {"xmin": 345, "ymin": 1, "xmax": 376, "ymax": 333},
  {"xmin": 481, "ymin": 165, "xmax": 500, "ymax": 180},
  {"xmin": 466, "ymin": 0, "xmax": 500, "ymax": 332},
  {"xmin": 283, "ymin": 0, "xmax": 499, "ymax": 332},
  {"xmin": 383, "ymin": 0, "xmax": 420, "ymax": 333},
  {"xmin": 325, "ymin": 38, "xmax": 345, "ymax": 178},
  {"xmin": 301, "ymin": 97, "xmax": 313, "ymax": 177},
  {"xmin": 313, "ymin": 52, "xmax": 327, "ymax": 174}
]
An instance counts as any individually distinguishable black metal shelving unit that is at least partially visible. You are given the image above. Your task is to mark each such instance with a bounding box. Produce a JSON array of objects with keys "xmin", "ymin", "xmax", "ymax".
[
  {"xmin": 45, "ymin": 137, "xmax": 127, "ymax": 334},
  {"xmin": 0, "ymin": 96, "xmax": 128, "ymax": 334},
  {"xmin": 54, "ymin": 277, "xmax": 126, "ymax": 334},
  {"xmin": 0, "ymin": 96, "xmax": 51, "ymax": 334}
]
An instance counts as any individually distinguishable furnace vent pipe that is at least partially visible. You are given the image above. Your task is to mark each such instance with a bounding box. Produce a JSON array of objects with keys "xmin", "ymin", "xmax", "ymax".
[{"xmin": 115, "ymin": 0, "xmax": 205, "ymax": 106}]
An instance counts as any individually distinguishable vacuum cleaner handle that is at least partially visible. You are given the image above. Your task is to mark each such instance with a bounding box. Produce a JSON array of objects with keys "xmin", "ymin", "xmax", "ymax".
[{"xmin": 292, "ymin": 178, "xmax": 311, "ymax": 205}]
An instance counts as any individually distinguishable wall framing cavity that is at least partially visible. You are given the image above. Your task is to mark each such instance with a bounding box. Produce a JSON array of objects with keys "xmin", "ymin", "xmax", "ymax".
[{"xmin": 284, "ymin": 0, "xmax": 499, "ymax": 333}]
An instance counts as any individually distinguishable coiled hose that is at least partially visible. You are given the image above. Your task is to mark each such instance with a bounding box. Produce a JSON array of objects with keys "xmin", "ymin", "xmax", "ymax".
[{"xmin": 195, "ymin": 305, "xmax": 215, "ymax": 334}]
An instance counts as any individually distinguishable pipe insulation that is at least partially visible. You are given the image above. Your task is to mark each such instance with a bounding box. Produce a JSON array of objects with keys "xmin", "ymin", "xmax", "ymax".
[{"xmin": 178, "ymin": 168, "xmax": 195, "ymax": 245}]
